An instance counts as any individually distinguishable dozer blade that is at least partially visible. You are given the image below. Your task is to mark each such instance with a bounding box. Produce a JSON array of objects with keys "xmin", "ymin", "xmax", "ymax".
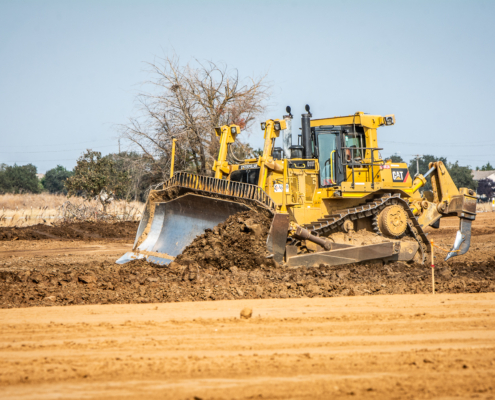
[
  {"xmin": 445, "ymin": 218, "xmax": 472, "ymax": 261},
  {"xmin": 117, "ymin": 193, "xmax": 250, "ymax": 265},
  {"xmin": 287, "ymin": 241, "xmax": 419, "ymax": 268}
]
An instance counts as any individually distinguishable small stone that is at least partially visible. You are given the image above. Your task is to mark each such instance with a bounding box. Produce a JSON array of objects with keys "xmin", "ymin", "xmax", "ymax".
[
  {"xmin": 236, "ymin": 287, "xmax": 244, "ymax": 296},
  {"xmin": 423, "ymin": 358, "xmax": 434, "ymax": 363},
  {"xmin": 240, "ymin": 308, "xmax": 252, "ymax": 319},
  {"xmin": 78, "ymin": 275, "xmax": 96, "ymax": 284},
  {"xmin": 45, "ymin": 296, "xmax": 56, "ymax": 302},
  {"xmin": 255, "ymin": 286, "xmax": 263, "ymax": 296}
]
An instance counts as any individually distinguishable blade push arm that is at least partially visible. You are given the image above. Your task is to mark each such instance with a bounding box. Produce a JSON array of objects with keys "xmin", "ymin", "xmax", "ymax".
[
  {"xmin": 257, "ymin": 119, "xmax": 286, "ymax": 188},
  {"xmin": 212, "ymin": 125, "xmax": 240, "ymax": 179}
]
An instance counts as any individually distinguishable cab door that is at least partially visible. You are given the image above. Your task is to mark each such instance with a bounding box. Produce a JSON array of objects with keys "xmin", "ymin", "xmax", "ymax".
[{"xmin": 316, "ymin": 127, "xmax": 345, "ymax": 187}]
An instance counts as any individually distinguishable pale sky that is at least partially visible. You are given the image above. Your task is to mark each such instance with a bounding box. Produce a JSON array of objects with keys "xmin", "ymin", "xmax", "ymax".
[{"xmin": 1, "ymin": 0, "xmax": 494, "ymax": 173}]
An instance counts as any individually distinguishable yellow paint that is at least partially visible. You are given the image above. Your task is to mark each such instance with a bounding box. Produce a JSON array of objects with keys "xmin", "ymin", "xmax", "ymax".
[
  {"xmin": 330, "ymin": 150, "xmax": 336, "ymax": 184},
  {"xmin": 213, "ymin": 111, "xmax": 468, "ymax": 230},
  {"xmin": 257, "ymin": 119, "xmax": 286, "ymax": 187},
  {"xmin": 213, "ymin": 124, "xmax": 239, "ymax": 179},
  {"xmin": 170, "ymin": 137, "xmax": 177, "ymax": 178}
]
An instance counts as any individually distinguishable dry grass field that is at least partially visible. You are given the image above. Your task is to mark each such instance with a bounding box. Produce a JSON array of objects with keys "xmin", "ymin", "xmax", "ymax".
[{"xmin": 0, "ymin": 193, "xmax": 144, "ymax": 226}]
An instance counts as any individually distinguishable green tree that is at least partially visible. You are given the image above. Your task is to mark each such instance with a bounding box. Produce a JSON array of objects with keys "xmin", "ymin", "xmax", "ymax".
[
  {"xmin": 446, "ymin": 161, "xmax": 477, "ymax": 191},
  {"xmin": 408, "ymin": 154, "xmax": 448, "ymax": 178},
  {"xmin": 479, "ymin": 162, "xmax": 494, "ymax": 171},
  {"xmin": 0, "ymin": 163, "xmax": 41, "ymax": 194},
  {"xmin": 66, "ymin": 150, "xmax": 130, "ymax": 212},
  {"xmin": 388, "ymin": 153, "xmax": 404, "ymax": 163},
  {"xmin": 408, "ymin": 155, "xmax": 447, "ymax": 191},
  {"xmin": 407, "ymin": 155, "xmax": 476, "ymax": 191},
  {"xmin": 477, "ymin": 178, "xmax": 495, "ymax": 200},
  {"xmin": 43, "ymin": 165, "xmax": 73, "ymax": 194}
]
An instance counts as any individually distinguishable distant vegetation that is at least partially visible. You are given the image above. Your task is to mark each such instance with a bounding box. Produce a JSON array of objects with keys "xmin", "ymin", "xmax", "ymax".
[
  {"xmin": 42, "ymin": 165, "xmax": 73, "ymax": 194},
  {"xmin": 0, "ymin": 151, "xmax": 484, "ymax": 199},
  {"xmin": 387, "ymin": 153, "xmax": 477, "ymax": 191},
  {"xmin": 0, "ymin": 163, "xmax": 42, "ymax": 194}
]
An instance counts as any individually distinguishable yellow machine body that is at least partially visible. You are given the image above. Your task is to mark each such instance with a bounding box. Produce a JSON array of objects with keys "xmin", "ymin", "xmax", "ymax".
[
  {"xmin": 119, "ymin": 109, "xmax": 476, "ymax": 267},
  {"xmin": 231, "ymin": 112, "xmax": 474, "ymax": 229}
]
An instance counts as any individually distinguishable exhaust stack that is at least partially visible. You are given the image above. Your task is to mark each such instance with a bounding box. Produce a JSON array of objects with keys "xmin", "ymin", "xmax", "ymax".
[{"xmin": 301, "ymin": 104, "xmax": 312, "ymax": 159}]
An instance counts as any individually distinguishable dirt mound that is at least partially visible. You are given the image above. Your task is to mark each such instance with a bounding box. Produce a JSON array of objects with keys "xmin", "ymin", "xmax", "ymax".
[
  {"xmin": 0, "ymin": 221, "xmax": 139, "ymax": 241},
  {"xmin": 175, "ymin": 209, "xmax": 274, "ymax": 270},
  {"xmin": 1, "ymin": 256, "xmax": 494, "ymax": 308}
]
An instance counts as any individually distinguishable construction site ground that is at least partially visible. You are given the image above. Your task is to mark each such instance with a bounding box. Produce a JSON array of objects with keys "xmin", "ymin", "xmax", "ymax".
[{"xmin": 1, "ymin": 213, "xmax": 495, "ymax": 399}]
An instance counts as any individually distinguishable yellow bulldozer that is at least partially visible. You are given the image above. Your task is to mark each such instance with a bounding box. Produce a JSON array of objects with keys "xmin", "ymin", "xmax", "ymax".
[{"xmin": 117, "ymin": 106, "xmax": 477, "ymax": 267}]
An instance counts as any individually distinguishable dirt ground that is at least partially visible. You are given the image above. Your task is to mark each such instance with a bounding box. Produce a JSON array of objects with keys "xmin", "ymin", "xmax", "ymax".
[
  {"xmin": 1, "ymin": 294, "xmax": 494, "ymax": 399},
  {"xmin": 1, "ymin": 213, "xmax": 494, "ymax": 309},
  {"xmin": 0, "ymin": 212, "xmax": 495, "ymax": 398}
]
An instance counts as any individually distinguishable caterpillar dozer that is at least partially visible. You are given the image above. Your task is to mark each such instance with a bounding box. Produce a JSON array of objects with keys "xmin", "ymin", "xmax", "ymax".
[{"xmin": 117, "ymin": 106, "xmax": 477, "ymax": 267}]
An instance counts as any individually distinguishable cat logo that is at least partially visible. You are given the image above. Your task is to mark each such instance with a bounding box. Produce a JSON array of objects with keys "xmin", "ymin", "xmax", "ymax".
[
  {"xmin": 393, "ymin": 170, "xmax": 403, "ymax": 180},
  {"xmin": 391, "ymin": 168, "xmax": 409, "ymax": 182}
]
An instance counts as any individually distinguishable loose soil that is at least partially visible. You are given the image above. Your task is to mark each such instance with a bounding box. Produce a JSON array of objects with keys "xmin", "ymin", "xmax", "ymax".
[
  {"xmin": 176, "ymin": 209, "xmax": 274, "ymax": 270},
  {"xmin": 1, "ymin": 212, "xmax": 495, "ymax": 309}
]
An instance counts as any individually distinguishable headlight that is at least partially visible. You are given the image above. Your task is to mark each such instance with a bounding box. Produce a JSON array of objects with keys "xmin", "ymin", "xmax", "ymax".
[
  {"xmin": 231, "ymin": 126, "xmax": 237, "ymax": 134},
  {"xmin": 261, "ymin": 122, "xmax": 266, "ymax": 130},
  {"xmin": 384, "ymin": 114, "xmax": 395, "ymax": 126},
  {"xmin": 274, "ymin": 122, "xmax": 281, "ymax": 130}
]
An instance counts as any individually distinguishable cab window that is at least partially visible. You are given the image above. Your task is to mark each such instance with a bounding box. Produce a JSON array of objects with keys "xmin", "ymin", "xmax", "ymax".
[
  {"xmin": 343, "ymin": 132, "xmax": 364, "ymax": 163},
  {"xmin": 317, "ymin": 132, "xmax": 338, "ymax": 187}
]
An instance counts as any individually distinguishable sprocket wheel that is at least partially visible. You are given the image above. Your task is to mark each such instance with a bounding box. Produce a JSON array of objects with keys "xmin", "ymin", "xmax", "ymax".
[{"xmin": 376, "ymin": 204, "xmax": 408, "ymax": 238}]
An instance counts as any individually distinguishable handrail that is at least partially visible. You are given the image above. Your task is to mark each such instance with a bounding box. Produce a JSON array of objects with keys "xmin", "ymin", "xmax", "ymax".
[
  {"xmin": 342, "ymin": 146, "xmax": 383, "ymax": 190},
  {"xmin": 330, "ymin": 150, "xmax": 336, "ymax": 184},
  {"xmin": 161, "ymin": 172, "xmax": 276, "ymax": 211}
]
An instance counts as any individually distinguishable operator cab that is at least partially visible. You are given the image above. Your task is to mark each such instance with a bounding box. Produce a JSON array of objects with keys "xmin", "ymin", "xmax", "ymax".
[{"xmin": 315, "ymin": 126, "xmax": 366, "ymax": 187}]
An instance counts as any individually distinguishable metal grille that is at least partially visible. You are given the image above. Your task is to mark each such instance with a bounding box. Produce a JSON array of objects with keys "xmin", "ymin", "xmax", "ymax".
[
  {"xmin": 289, "ymin": 177, "xmax": 298, "ymax": 201},
  {"xmin": 163, "ymin": 172, "xmax": 276, "ymax": 211},
  {"xmin": 305, "ymin": 175, "xmax": 315, "ymax": 202}
]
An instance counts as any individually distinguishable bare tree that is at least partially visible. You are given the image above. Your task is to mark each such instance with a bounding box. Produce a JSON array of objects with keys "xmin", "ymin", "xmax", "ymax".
[{"xmin": 120, "ymin": 56, "xmax": 270, "ymax": 176}]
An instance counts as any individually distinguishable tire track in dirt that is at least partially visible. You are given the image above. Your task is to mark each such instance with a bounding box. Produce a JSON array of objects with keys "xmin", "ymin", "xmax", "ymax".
[{"xmin": 1, "ymin": 294, "xmax": 494, "ymax": 400}]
